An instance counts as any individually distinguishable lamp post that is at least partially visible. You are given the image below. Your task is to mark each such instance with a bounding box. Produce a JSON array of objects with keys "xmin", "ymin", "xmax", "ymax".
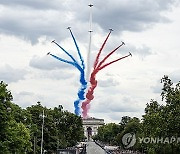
[{"xmin": 40, "ymin": 110, "xmax": 45, "ymax": 154}]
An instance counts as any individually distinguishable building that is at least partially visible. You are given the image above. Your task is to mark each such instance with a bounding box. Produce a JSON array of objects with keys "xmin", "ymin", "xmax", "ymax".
[{"xmin": 82, "ymin": 117, "xmax": 104, "ymax": 140}]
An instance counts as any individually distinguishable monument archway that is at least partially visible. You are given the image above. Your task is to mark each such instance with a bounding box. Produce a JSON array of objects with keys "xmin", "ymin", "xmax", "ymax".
[
  {"xmin": 82, "ymin": 117, "xmax": 104, "ymax": 141},
  {"xmin": 87, "ymin": 127, "xmax": 92, "ymax": 140}
]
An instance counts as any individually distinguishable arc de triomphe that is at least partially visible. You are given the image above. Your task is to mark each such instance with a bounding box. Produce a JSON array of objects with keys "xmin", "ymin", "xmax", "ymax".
[{"xmin": 82, "ymin": 117, "xmax": 104, "ymax": 140}]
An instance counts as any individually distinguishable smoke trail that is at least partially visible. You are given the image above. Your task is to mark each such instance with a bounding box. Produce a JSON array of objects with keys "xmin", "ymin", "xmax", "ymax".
[
  {"xmin": 86, "ymin": 3, "xmax": 93, "ymax": 82},
  {"xmin": 81, "ymin": 32, "xmax": 132, "ymax": 118},
  {"xmin": 48, "ymin": 53, "xmax": 75, "ymax": 66},
  {"xmin": 73, "ymin": 63, "xmax": 87, "ymax": 115},
  {"xmin": 67, "ymin": 28, "xmax": 87, "ymax": 115},
  {"xmin": 93, "ymin": 29, "xmax": 112, "ymax": 69},
  {"xmin": 96, "ymin": 42, "xmax": 125, "ymax": 69},
  {"xmin": 48, "ymin": 31, "xmax": 87, "ymax": 115},
  {"xmin": 98, "ymin": 53, "xmax": 132, "ymax": 70},
  {"xmin": 82, "ymin": 53, "xmax": 132, "ymax": 118},
  {"xmin": 68, "ymin": 27, "xmax": 85, "ymax": 69},
  {"xmin": 52, "ymin": 40, "xmax": 77, "ymax": 64},
  {"xmin": 48, "ymin": 52, "xmax": 87, "ymax": 115},
  {"xmin": 86, "ymin": 32, "xmax": 92, "ymax": 82}
]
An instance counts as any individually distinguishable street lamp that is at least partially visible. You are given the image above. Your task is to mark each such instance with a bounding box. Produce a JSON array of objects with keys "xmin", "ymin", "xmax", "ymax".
[{"xmin": 40, "ymin": 110, "xmax": 45, "ymax": 154}]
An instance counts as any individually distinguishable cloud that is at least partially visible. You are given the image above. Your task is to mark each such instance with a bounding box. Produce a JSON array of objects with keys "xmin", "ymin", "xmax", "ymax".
[
  {"xmin": 0, "ymin": 0, "xmax": 179, "ymax": 123},
  {"xmin": 29, "ymin": 55, "xmax": 72, "ymax": 70},
  {"xmin": 0, "ymin": 65, "xmax": 27, "ymax": 83},
  {"xmin": 0, "ymin": 4, "xmax": 70, "ymax": 44},
  {"xmin": 107, "ymin": 112, "xmax": 143, "ymax": 122},
  {"xmin": 122, "ymin": 44, "xmax": 152, "ymax": 57},
  {"xmin": 35, "ymin": 69, "xmax": 75, "ymax": 80},
  {"xmin": 92, "ymin": 0, "xmax": 176, "ymax": 31},
  {"xmin": 92, "ymin": 95, "xmax": 142, "ymax": 113},
  {"xmin": 151, "ymin": 80, "xmax": 162, "ymax": 94},
  {"xmin": 29, "ymin": 55, "xmax": 81, "ymax": 80},
  {"xmin": 89, "ymin": 94, "xmax": 145, "ymax": 123},
  {"xmin": 12, "ymin": 91, "xmax": 45, "ymax": 108},
  {"xmin": 151, "ymin": 70, "xmax": 180, "ymax": 94},
  {"xmin": 98, "ymin": 78, "xmax": 120, "ymax": 87},
  {"xmin": 0, "ymin": 0, "xmax": 61, "ymax": 9},
  {"xmin": 99, "ymin": 36, "xmax": 153, "ymax": 57},
  {"xmin": 169, "ymin": 69, "xmax": 180, "ymax": 83},
  {"xmin": 0, "ymin": 0, "xmax": 178, "ymax": 44}
]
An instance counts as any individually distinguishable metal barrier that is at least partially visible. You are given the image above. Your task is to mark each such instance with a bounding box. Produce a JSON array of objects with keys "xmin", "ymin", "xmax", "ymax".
[
  {"xmin": 57, "ymin": 144, "xmax": 86, "ymax": 154},
  {"xmin": 57, "ymin": 149, "xmax": 76, "ymax": 154}
]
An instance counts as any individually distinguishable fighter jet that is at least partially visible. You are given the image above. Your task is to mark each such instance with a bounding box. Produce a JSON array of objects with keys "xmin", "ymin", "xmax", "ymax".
[
  {"xmin": 109, "ymin": 28, "xmax": 113, "ymax": 32},
  {"xmin": 129, "ymin": 52, "xmax": 132, "ymax": 56},
  {"xmin": 88, "ymin": 4, "xmax": 93, "ymax": 7},
  {"xmin": 51, "ymin": 40, "xmax": 55, "ymax": 43},
  {"xmin": 67, "ymin": 27, "xmax": 71, "ymax": 30},
  {"xmin": 47, "ymin": 52, "xmax": 50, "ymax": 55},
  {"xmin": 121, "ymin": 41, "xmax": 125, "ymax": 45}
]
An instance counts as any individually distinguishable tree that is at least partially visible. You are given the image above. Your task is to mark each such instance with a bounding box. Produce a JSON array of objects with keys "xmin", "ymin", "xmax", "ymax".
[
  {"xmin": 115, "ymin": 117, "xmax": 141, "ymax": 149},
  {"xmin": 91, "ymin": 76, "xmax": 180, "ymax": 153},
  {"xmin": 27, "ymin": 102, "xmax": 84, "ymax": 153},
  {"xmin": 0, "ymin": 81, "xmax": 86, "ymax": 153},
  {"xmin": 5, "ymin": 120, "xmax": 32, "ymax": 153},
  {"xmin": 119, "ymin": 116, "xmax": 132, "ymax": 128},
  {"xmin": 94, "ymin": 123, "xmax": 118, "ymax": 144},
  {"xmin": 143, "ymin": 100, "xmax": 164, "ymax": 137},
  {"xmin": 54, "ymin": 109, "xmax": 84, "ymax": 148},
  {"xmin": 0, "ymin": 81, "xmax": 32, "ymax": 153},
  {"xmin": 26, "ymin": 102, "xmax": 49, "ymax": 153},
  {"xmin": 141, "ymin": 76, "xmax": 180, "ymax": 153},
  {"xmin": 0, "ymin": 81, "xmax": 13, "ymax": 140},
  {"xmin": 160, "ymin": 76, "xmax": 180, "ymax": 153}
]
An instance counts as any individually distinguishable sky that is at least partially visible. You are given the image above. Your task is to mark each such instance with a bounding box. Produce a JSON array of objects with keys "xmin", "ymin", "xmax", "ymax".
[{"xmin": 0, "ymin": 0, "xmax": 180, "ymax": 123}]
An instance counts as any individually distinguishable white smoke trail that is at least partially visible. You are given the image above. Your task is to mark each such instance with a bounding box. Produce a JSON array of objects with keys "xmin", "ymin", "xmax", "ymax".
[{"xmin": 86, "ymin": 2, "xmax": 93, "ymax": 83}]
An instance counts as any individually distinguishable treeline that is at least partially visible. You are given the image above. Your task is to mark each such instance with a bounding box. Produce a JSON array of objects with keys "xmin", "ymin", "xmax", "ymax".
[
  {"xmin": 0, "ymin": 81, "xmax": 84, "ymax": 153},
  {"xmin": 93, "ymin": 76, "xmax": 180, "ymax": 154}
]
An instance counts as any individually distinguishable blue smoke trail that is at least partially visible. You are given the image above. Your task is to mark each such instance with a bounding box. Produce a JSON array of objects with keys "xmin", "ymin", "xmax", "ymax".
[
  {"xmin": 49, "ymin": 53, "xmax": 75, "ymax": 66},
  {"xmin": 52, "ymin": 40, "xmax": 77, "ymax": 64},
  {"xmin": 48, "ymin": 29, "xmax": 87, "ymax": 115},
  {"xmin": 68, "ymin": 28, "xmax": 85, "ymax": 69},
  {"xmin": 67, "ymin": 28, "xmax": 87, "ymax": 115}
]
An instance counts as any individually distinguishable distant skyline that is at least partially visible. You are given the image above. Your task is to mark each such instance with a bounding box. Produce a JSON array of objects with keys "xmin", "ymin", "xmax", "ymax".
[{"xmin": 0, "ymin": 0, "xmax": 180, "ymax": 123}]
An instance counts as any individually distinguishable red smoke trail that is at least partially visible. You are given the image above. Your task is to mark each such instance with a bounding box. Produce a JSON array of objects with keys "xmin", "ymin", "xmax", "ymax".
[
  {"xmin": 81, "ymin": 31, "xmax": 132, "ymax": 118},
  {"xmin": 93, "ymin": 29, "xmax": 113, "ymax": 69}
]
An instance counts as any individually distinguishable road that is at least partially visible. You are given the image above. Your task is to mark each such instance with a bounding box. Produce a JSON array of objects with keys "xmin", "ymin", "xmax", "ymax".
[{"xmin": 86, "ymin": 141, "xmax": 106, "ymax": 154}]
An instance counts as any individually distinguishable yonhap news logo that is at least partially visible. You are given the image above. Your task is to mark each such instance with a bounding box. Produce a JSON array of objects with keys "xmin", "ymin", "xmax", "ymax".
[
  {"xmin": 122, "ymin": 133, "xmax": 136, "ymax": 149},
  {"xmin": 122, "ymin": 133, "xmax": 180, "ymax": 149}
]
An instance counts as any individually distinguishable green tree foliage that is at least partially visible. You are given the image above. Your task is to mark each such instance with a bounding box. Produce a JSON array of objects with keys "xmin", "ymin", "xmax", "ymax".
[
  {"xmin": 142, "ymin": 76, "xmax": 180, "ymax": 153},
  {"xmin": 27, "ymin": 102, "xmax": 84, "ymax": 153},
  {"xmin": 0, "ymin": 81, "xmax": 31, "ymax": 153},
  {"xmin": 95, "ymin": 76, "xmax": 180, "ymax": 154},
  {"xmin": 54, "ymin": 110, "xmax": 84, "ymax": 148},
  {"xmin": 94, "ymin": 117, "xmax": 141, "ymax": 147},
  {"xmin": 2, "ymin": 75, "xmax": 179, "ymax": 153},
  {"xmin": 119, "ymin": 116, "xmax": 132, "ymax": 128},
  {"xmin": 0, "ymin": 82, "xmax": 84, "ymax": 153},
  {"xmin": 94, "ymin": 123, "xmax": 121, "ymax": 144},
  {"xmin": 115, "ymin": 117, "xmax": 141, "ymax": 149},
  {"xmin": 0, "ymin": 81, "xmax": 12, "ymax": 137},
  {"xmin": 5, "ymin": 120, "xmax": 31, "ymax": 153}
]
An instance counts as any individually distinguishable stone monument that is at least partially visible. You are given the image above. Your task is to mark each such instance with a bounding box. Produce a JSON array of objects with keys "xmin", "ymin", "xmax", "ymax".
[{"xmin": 82, "ymin": 117, "xmax": 104, "ymax": 140}]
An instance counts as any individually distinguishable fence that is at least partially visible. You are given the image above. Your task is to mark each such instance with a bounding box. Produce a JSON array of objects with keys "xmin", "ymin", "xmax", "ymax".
[{"xmin": 57, "ymin": 144, "xmax": 86, "ymax": 154}]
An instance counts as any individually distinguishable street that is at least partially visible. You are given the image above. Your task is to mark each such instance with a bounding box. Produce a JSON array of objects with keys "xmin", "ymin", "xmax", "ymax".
[{"xmin": 86, "ymin": 141, "xmax": 106, "ymax": 154}]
